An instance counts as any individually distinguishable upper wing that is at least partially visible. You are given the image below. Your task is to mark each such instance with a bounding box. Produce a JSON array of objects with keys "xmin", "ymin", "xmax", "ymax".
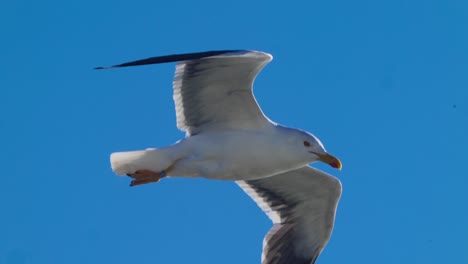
[
  {"xmin": 96, "ymin": 50, "xmax": 273, "ymax": 135},
  {"xmin": 173, "ymin": 50, "xmax": 272, "ymax": 134},
  {"xmin": 237, "ymin": 166, "xmax": 342, "ymax": 264}
]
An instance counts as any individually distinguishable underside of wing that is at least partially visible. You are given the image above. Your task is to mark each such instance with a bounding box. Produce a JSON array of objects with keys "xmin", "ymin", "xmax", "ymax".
[
  {"xmin": 172, "ymin": 50, "xmax": 272, "ymax": 134},
  {"xmin": 237, "ymin": 166, "xmax": 342, "ymax": 264},
  {"xmin": 95, "ymin": 50, "xmax": 273, "ymax": 135}
]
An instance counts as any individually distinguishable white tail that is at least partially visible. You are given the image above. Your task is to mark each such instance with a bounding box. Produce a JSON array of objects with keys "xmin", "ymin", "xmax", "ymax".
[{"xmin": 110, "ymin": 148, "xmax": 173, "ymax": 176}]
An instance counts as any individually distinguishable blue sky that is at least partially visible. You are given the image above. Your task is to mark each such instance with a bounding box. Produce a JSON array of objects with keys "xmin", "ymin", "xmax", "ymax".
[{"xmin": 1, "ymin": 0, "xmax": 467, "ymax": 263}]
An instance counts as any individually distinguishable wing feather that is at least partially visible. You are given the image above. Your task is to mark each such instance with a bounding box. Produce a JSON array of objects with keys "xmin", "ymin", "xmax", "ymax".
[
  {"xmin": 172, "ymin": 50, "xmax": 272, "ymax": 134},
  {"xmin": 237, "ymin": 166, "xmax": 342, "ymax": 264},
  {"xmin": 95, "ymin": 50, "xmax": 273, "ymax": 135}
]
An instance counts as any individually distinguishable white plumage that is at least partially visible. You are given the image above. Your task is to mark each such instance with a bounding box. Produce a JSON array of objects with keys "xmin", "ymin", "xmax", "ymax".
[{"xmin": 98, "ymin": 50, "xmax": 343, "ymax": 264}]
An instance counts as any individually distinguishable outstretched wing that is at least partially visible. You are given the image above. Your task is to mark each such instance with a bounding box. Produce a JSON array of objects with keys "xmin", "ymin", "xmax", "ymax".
[
  {"xmin": 237, "ymin": 166, "xmax": 342, "ymax": 264},
  {"xmin": 173, "ymin": 50, "xmax": 272, "ymax": 134},
  {"xmin": 96, "ymin": 50, "xmax": 273, "ymax": 135}
]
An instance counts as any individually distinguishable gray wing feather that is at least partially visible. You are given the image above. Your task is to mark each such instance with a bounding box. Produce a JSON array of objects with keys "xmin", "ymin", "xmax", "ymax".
[
  {"xmin": 95, "ymin": 50, "xmax": 272, "ymax": 135},
  {"xmin": 173, "ymin": 50, "xmax": 272, "ymax": 134},
  {"xmin": 237, "ymin": 166, "xmax": 342, "ymax": 264}
]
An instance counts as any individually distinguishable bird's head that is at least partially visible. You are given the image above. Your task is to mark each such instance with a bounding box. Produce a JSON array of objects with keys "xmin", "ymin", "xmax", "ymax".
[{"xmin": 297, "ymin": 130, "xmax": 342, "ymax": 170}]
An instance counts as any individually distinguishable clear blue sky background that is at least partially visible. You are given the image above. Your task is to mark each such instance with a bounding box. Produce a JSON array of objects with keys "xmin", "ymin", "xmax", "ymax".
[{"xmin": 1, "ymin": 0, "xmax": 467, "ymax": 263}]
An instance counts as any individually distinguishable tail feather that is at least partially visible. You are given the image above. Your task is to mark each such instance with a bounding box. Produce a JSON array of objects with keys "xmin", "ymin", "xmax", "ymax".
[{"xmin": 110, "ymin": 148, "xmax": 173, "ymax": 176}]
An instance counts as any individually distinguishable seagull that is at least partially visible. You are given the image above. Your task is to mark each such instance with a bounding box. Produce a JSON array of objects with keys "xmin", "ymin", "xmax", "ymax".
[{"xmin": 97, "ymin": 50, "xmax": 343, "ymax": 264}]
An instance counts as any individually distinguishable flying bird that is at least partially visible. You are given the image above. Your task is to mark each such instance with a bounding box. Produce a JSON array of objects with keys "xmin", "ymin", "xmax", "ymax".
[{"xmin": 97, "ymin": 50, "xmax": 343, "ymax": 264}]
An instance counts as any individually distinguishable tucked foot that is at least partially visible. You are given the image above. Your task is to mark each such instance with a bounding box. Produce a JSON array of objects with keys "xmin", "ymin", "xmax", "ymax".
[{"xmin": 127, "ymin": 170, "xmax": 166, "ymax": 187}]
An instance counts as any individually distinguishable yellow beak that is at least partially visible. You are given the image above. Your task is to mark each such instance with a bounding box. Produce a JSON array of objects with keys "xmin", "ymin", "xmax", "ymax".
[{"xmin": 312, "ymin": 152, "xmax": 342, "ymax": 170}]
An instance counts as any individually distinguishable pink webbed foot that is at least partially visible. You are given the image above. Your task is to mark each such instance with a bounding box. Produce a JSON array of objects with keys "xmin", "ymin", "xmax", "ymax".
[{"xmin": 127, "ymin": 170, "xmax": 166, "ymax": 187}]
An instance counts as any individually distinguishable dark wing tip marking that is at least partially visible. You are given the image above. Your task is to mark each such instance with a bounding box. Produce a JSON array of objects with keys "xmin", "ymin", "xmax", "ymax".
[
  {"xmin": 94, "ymin": 49, "xmax": 250, "ymax": 70},
  {"xmin": 94, "ymin": 66, "xmax": 112, "ymax": 70}
]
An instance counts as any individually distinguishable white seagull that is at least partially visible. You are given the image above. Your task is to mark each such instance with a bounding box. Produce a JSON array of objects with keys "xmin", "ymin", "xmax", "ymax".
[{"xmin": 97, "ymin": 50, "xmax": 343, "ymax": 264}]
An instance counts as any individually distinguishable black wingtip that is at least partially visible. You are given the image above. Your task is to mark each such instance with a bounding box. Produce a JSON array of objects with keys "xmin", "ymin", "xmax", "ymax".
[
  {"xmin": 94, "ymin": 66, "xmax": 115, "ymax": 70},
  {"xmin": 94, "ymin": 50, "xmax": 248, "ymax": 70}
]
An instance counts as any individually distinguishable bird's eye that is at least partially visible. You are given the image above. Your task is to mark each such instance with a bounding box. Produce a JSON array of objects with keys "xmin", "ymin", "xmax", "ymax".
[{"xmin": 303, "ymin": 141, "xmax": 311, "ymax": 147}]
